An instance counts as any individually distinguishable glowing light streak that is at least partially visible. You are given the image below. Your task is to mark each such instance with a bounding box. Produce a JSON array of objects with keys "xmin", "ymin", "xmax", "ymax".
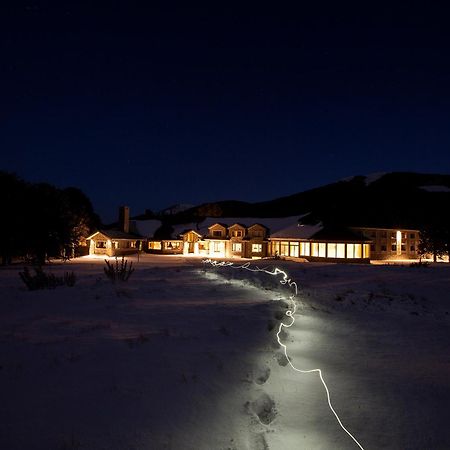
[{"xmin": 203, "ymin": 259, "xmax": 365, "ymax": 450}]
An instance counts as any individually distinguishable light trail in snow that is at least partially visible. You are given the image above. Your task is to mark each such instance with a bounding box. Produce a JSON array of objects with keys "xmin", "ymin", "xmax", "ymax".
[{"xmin": 203, "ymin": 259, "xmax": 365, "ymax": 450}]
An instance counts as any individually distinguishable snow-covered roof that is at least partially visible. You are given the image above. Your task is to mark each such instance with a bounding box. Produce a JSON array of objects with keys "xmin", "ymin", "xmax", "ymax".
[
  {"xmin": 132, "ymin": 219, "xmax": 163, "ymax": 238},
  {"xmin": 270, "ymin": 222, "xmax": 323, "ymax": 239},
  {"xmin": 170, "ymin": 216, "xmax": 308, "ymax": 239}
]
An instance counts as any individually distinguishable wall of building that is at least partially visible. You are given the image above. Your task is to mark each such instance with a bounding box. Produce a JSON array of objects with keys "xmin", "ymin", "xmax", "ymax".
[{"xmin": 354, "ymin": 227, "xmax": 419, "ymax": 260}]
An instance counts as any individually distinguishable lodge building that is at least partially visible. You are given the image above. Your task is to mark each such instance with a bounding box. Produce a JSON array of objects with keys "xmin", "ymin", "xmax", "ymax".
[{"xmin": 85, "ymin": 207, "xmax": 421, "ymax": 262}]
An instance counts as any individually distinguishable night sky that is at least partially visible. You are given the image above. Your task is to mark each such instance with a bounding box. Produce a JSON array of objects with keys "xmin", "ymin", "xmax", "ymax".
[{"xmin": 2, "ymin": 3, "xmax": 450, "ymax": 222}]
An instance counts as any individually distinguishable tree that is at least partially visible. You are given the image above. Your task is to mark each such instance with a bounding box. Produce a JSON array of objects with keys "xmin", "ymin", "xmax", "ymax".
[
  {"xmin": 418, "ymin": 226, "xmax": 449, "ymax": 262},
  {"xmin": 0, "ymin": 171, "xmax": 100, "ymax": 264}
]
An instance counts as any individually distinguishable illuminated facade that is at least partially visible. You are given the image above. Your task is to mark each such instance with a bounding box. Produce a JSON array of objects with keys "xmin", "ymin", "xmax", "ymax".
[
  {"xmin": 180, "ymin": 222, "xmax": 269, "ymax": 258},
  {"xmin": 87, "ymin": 206, "xmax": 421, "ymax": 263},
  {"xmin": 86, "ymin": 230, "xmax": 141, "ymax": 257},
  {"xmin": 351, "ymin": 227, "xmax": 420, "ymax": 260},
  {"xmin": 269, "ymin": 224, "xmax": 371, "ymax": 262}
]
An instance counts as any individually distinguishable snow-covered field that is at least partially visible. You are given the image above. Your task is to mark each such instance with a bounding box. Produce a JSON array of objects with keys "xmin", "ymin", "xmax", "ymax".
[{"xmin": 1, "ymin": 255, "xmax": 449, "ymax": 449}]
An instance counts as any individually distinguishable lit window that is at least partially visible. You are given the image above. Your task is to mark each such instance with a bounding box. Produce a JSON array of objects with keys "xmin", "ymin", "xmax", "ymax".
[
  {"xmin": 280, "ymin": 241, "xmax": 289, "ymax": 256},
  {"xmin": 272, "ymin": 241, "xmax": 280, "ymax": 255},
  {"xmin": 311, "ymin": 242, "xmax": 319, "ymax": 257},
  {"xmin": 252, "ymin": 244, "xmax": 262, "ymax": 253},
  {"xmin": 232, "ymin": 242, "xmax": 242, "ymax": 252},
  {"xmin": 232, "ymin": 230, "xmax": 243, "ymax": 237},
  {"xmin": 150, "ymin": 241, "xmax": 162, "ymax": 250},
  {"xmin": 213, "ymin": 242, "xmax": 223, "ymax": 253},
  {"xmin": 290, "ymin": 242, "xmax": 299, "ymax": 257},
  {"xmin": 346, "ymin": 243, "xmax": 362, "ymax": 258},
  {"xmin": 300, "ymin": 242, "xmax": 310, "ymax": 256},
  {"xmin": 318, "ymin": 243, "xmax": 326, "ymax": 257},
  {"xmin": 363, "ymin": 244, "xmax": 370, "ymax": 258},
  {"xmin": 327, "ymin": 243, "xmax": 337, "ymax": 257},
  {"xmin": 328, "ymin": 243, "xmax": 345, "ymax": 258}
]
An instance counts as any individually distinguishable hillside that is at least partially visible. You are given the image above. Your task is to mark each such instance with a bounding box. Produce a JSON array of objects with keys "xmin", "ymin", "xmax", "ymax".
[{"xmin": 168, "ymin": 172, "xmax": 450, "ymax": 229}]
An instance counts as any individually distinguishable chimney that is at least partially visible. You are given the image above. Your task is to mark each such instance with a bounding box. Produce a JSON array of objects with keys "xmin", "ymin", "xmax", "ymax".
[{"xmin": 119, "ymin": 206, "xmax": 130, "ymax": 233}]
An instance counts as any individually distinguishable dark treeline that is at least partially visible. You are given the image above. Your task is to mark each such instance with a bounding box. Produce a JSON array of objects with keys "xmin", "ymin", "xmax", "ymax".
[{"xmin": 0, "ymin": 171, "xmax": 100, "ymax": 265}]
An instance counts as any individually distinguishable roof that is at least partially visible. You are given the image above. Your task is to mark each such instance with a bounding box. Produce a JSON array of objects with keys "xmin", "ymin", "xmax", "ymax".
[
  {"xmin": 228, "ymin": 223, "xmax": 247, "ymax": 228},
  {"xmin": 179, "ymin": 229, "xmax": 202, "ymax": 238},
  {"xmin": 87, "ymin": 229, "xmax": 141, "ymax": 240},
  {"xmin": 310, "ymin": 226, "xmax": 370, "ymax": 242},
  {"xmin": 270, "ymin": 222, "xmax": 323, "ymax": 239},
  {"xmin": 248, "ymin": 223, "xmax": 268, "ymax": 230},
  {"xmin": 207, "ymin": 222, "xmax": 228, "ymax": 229},
  {"xmin": 132, "ymin": 219, "xmax": 162, "ymax": 238},
  {"xmin": 170, "ymin": 216, "xmax": 307, "ymax": 239}
]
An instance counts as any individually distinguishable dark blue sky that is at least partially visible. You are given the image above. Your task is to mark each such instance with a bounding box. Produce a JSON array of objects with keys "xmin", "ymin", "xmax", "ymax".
[{"xmin": 2, "ymin": 3, "xmax": 450, "ymax": 222}]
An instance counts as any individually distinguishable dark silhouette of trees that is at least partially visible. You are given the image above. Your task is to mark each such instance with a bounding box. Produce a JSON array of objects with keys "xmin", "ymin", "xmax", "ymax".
[
  {"xmin": 0, "ymin": 171, "xmax": 100, "ymax": 265},
  {"xmin": 418, "ymin": 226, "xmax": 449, "ymax": 262}
]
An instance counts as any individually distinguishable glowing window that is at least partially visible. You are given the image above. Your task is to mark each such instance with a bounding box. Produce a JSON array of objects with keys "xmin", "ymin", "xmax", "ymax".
[
  {"xmin": 252, "ymin": 244, "xmax": 262, "ymax": 253},
  {"xmin": 280, "ymin": 241, "xmax": 289, "ymax": 256},
  {"xmin": 311, "ymin": 242, "xmax": 319, "ymax": 257},
  {"xmin": 300, "ymin": 242, "xmax": 310, "ymax": 256},
  {"xmin": 347, "ymin": 243, "xmax": 357, "ymax": 258},
  {"xmin": 213, "ymin": 242, "xmax": 223, "ymax": 252},
  {"xmin": 327, "ymin": 243, "xmax": 337, "ymax": 257},
  {"xmin": 290, "ymin": 242, "xmax": 299, "ymax": 257},
  {"xmin": 328, "ymin": 243, "xmax": 345, "ymax": 258},
  {"xmin": 363, "ymin": 244, "xmax": 370, "ymax": 258},
  {"xmin": 318, "ymin": 243, "xmax": 326, "ymax": 257},
  {"xmin": 232, "ymin": 242, "xmax": 242, "ymax": 252},
  {"xmin": 272, "ymin": 241, "xmax": 280, "ymax": 255},
  {"xmin": 150, "ymin": 241, "xmax": 162, "ymax": 250},
  {"xmin": 232, "ymin": 230, "xmax": 243, "ymax": 237}
]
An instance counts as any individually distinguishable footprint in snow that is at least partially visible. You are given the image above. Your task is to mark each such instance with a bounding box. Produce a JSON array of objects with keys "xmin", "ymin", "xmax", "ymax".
[
  {"xmin": 247, "ymin": 392, "xmax": 277, "ymax": 425},
  {"xmin": 253, "ymin": 366, "xmax": 271, "ymax": 385}
]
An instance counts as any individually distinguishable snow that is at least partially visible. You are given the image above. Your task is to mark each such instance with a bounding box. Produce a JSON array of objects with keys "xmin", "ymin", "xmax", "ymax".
[
  {"xmin": 419, "ymin": 185, "xmax": 450, "ymax": 193},
  {"xmin": 270, "ymin": 222, "xmax": 323, "ymax": 239},
  {"xmin": 132, "ymin": 219, "xmax": 162, "ymax": 237},
  {"xmin": 364, "ymin": 172, "xmax": 387, "ymax": 185},
  {"xmin": 171, "ymin": 216, "xmax": 306, "ymax": 238},
  {"xmin": 1, "ymin": 256, "xmax": 450, "ymax": 449}
]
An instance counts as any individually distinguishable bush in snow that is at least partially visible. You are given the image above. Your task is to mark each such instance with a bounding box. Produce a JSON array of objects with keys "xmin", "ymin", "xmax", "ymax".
[
  {"xmin": 19, "ymin": 266, "xmax": 76, "ymax": 290},
  {"xmin": 104, "ymin": 257, "xmax": 134, "ymax": 282}
]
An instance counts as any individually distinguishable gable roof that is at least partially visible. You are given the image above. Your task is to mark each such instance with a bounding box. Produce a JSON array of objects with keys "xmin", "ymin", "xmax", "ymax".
[{"xmin": 87, "ymin": 229, "xmax": 141, "ymax": 240}]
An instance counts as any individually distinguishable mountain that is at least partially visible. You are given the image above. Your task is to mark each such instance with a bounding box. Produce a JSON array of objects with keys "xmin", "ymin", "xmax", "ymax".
[{"xmin": 168, "ymin": 172, "xmax": 450, "ymax": 229}]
